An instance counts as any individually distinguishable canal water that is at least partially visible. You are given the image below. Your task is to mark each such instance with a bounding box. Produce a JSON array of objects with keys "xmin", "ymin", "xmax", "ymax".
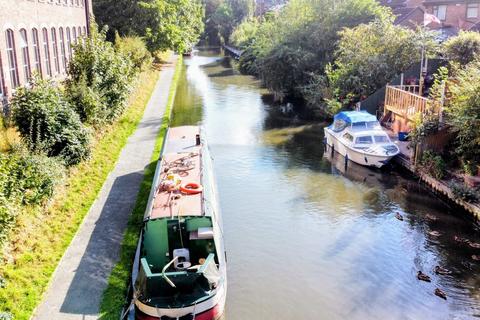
[{"xmin": 171, "ymin": 49, "xmax": 480, "ymax": 320}]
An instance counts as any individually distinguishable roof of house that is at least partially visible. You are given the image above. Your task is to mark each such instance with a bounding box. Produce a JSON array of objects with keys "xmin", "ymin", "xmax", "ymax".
[
  {"xmin": 379, "ymin": 0, "xmax": 409, "ymax": 8},
  {"xmin": 392, "ymin": 6, "xmax": 425, "ymax": 25},
  {"xmin": 423, "ymin": 0, "xmax": 468, "ymax": 5}
]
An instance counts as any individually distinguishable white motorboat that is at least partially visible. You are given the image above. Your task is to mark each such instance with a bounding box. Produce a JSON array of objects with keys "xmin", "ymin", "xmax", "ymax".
[{"xmin": 324, "ymin": 111, "xmax": 400, "ymax": 168}]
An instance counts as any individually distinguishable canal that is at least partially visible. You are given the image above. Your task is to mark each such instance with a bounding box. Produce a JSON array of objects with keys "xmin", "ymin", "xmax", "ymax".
[{"xmin": 171, "ymin": 49, "xmax": 480, "ymax": 319}]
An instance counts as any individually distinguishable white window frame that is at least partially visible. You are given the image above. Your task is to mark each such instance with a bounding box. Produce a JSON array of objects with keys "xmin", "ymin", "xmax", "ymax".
[
  {"xmin": 467, "ymin": 2, "xmax": 479, "ymax": 18},
  {"xmin": 42, "ymin": 28, "xmax": 52, "ymax": 77},
  {"xmin": 32, "ymin": 28, "xmax": 43, "ymax": 77},
  {"xmin": 433, "ymin": 5, "xmax": 447, "ymax": 21},
  {"xmin": 19, "ymin": 29, "xmax": 31, "ymax": 83}
]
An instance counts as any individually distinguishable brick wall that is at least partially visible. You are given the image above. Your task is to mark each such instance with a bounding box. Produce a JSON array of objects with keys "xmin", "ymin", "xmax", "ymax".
[
  {"xmin": 424, "ymin": 1, "xmax": 480, "ymax": 29},
  {"xmin": 0, "ymin": 0, "xmax": 91, "ymax": 99}
]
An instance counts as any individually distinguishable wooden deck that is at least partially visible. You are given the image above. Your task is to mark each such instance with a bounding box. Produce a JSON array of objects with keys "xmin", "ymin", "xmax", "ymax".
[{"xmin": 384, "ymin": 85, "xmax": 438, "ymax": 122}]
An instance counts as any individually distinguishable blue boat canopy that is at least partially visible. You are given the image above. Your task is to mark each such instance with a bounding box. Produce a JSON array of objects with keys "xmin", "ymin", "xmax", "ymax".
[{"xmin": 334, "ymin": 111, "xmax": 377, "ymax": 124}]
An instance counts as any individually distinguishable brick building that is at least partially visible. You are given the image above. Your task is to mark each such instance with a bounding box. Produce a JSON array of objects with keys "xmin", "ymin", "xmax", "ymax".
[
  {"xmin": 423, "ymin": 0, "xmax": 480, "ymax": 30},
  {"xmin": 0, "ymin": 0, "xmax": 92, "ymax": 100}
]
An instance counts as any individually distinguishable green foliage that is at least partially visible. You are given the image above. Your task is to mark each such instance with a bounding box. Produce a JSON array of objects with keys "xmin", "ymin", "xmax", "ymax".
[
  {"xmin": 140, "ymin": 0, "xmax": 205, "ymax": 52},
  {"xmin": 230, "ymin": 17, "xmax": 260, "ymax": 48},
  {"xmin": 211, "ymin": 0, "xmax": 255, "ymax": 43},
  {"xmin": 325, "ymin": 20, "xmax": 437, "ymax": 104},
  {"xmin": 115, "ymin": 35, "xmax": 153, "ymax": 72},
  {"xmin": 420, "ymin": 150, "xmax": 446, "ymax": 180},
  {"xmin": 445, "ymin": 60, "xmax": 480, "ymax": 170},
  {"xmin": 10, "ymin": 77, "xmax": 91, "ymax": 166},
  {"xmin": 66, "ymin": 27, "xmax": 133, "ymax": 126},
  {"xmin": 443, "ymin": 31, "xmax": 480, "ymax": 66},
  {"xmin": 449, "ymin": 182, "xmax": 479, "ymax": 202},
  {"xmin": 0, "ymin": 146, "xmax": 64, "ymax": 244},
  {"xmin": 234, "ymin": 0, "xmax": 388, "ymax": 101},
  {"xmin": 94, "ymin": 0, "xmax": 205, "ymax": 53}
]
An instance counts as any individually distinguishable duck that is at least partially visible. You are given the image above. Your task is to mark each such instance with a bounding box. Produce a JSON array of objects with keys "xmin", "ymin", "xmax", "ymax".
[
  {"xmin": 417, "ymin": 271, "xmax": 431, "ymax": 282},
  {"xmin": 434, "ymin": 288, "xmax": 447, "ymax": 300},
  {"xmin": 395, "ymin": 212, "xmax": 404, "ymax": 221},
  {"xmin": 472, "ymin": 255, "xmax": 480, "ymax": 261},
  {"xmin": 434, "ymin": 266, "xmax": 452, "ymax": 275}
]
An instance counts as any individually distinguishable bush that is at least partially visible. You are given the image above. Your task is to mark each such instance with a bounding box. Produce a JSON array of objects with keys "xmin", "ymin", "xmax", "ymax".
[
  {"xmin": 66, "ymin": 26, "xmax": 133, "ymax": 125},
  {"xmin": 0, "ymin": 195, "xmax": 16, "ymax": 244},
  {"xmin": 115, "ymin": 35, "xmax": 152, "ymax": 73},
  {"xmin": 443, "ymin": 31, "xmax": 480, "ymax": 65},
  {"xmin": 10, "ymin": 77, "xmax": 91, "ymax": 166},
  {"xmin": 445, "ymin": 60, "xmax": 480, "ymax": 170},
  {"xmin": 0, "ymin": 312, "xmax": 13, "ymax": 320},
  {"xmin": 420, "ymin": 150, "xmax": 446, "ymax": 180}
]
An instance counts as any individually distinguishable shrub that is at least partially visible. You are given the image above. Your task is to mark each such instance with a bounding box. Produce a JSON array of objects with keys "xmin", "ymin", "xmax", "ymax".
[
  {"xmin": 66, "ymin": 26, "xmax": 133, "ymax": 125},
  {"xmin": 420, "ymin": 150, "xmax": 446, "ymax": 180},
  {"xmin": 115, "ymin": 35, "xmax": 152, "ymax": 73},
  {"xmin": 0, "ymin": 195, "xmax": 16, "ymax": 244},
  {"xmin": 443, "ymin": 31, "xmax": 480, "ymax": 65},
  {"xmin": 10, "ymin": 77, "xmax": 91, "ymax": 166}
]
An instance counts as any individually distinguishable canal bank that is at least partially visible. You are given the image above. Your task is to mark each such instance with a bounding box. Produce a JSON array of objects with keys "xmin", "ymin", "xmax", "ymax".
[
  {"xmin": 389, "ymin": 136, "xmax": 480, "ymax": 221},
  {"xmin": 169, "ymin": 48, "xmax": 480, "ymax": 319},
  {"xmin": 32, "ymin": 56, "xmax": 180, "ymax": 320}
]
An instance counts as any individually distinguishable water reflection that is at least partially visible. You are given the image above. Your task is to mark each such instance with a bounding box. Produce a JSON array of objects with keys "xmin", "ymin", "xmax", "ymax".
[{"xmin": 171, "ymin": 49, "xmax": 480, "ymax": 320}]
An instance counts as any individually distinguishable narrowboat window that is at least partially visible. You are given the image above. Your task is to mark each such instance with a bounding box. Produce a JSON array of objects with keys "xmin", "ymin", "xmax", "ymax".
[
  {"xmin": 343, "ymin": 133, "xmax": 354, "ymax": 142},
  {"xmin": 356, "ymin": 136, "xmax": 373, "ymax": 144},
  {"xmin": 374, "ymin": 135, "xmax": 390, "ymax": 143}
]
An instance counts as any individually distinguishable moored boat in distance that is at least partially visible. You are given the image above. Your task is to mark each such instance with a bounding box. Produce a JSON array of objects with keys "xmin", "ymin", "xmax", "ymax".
[
  {"xmin": 324, "ymin": 111, "xmax": 400, "ymax": 168},
  {"xmin": 126, "ymin": 126, "xmax": 226, "ymax": 320}
]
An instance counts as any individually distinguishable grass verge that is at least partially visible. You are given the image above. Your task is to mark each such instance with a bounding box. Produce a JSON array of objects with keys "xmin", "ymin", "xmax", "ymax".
[
  {"xmin": 0, "ymin": 67, "xmax": 160, "ymax": 319},
  {"xmin": 99, "ymin": 55, "xmax": 183, "ymax": 319}
]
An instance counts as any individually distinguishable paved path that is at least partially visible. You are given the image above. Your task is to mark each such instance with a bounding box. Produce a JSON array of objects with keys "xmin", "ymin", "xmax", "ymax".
[{"xmin": 33, "ymin": 56, "xmax": 178, "ymax": 320}]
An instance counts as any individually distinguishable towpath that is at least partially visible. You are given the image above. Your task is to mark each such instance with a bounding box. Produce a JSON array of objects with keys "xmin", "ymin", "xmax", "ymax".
[{"xmin": 32, "ymin": 56, "xmax": 178, "ymax": 320}]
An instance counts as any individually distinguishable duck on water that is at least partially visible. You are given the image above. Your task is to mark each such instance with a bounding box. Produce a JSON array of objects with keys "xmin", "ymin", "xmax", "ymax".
[
  {"xmin": 324, "ymin": 111, "xmax": 400, "ymax": 168},
  {"xmin": 124, "ymin": 126, "xmax": 227, "ymax": 320}
]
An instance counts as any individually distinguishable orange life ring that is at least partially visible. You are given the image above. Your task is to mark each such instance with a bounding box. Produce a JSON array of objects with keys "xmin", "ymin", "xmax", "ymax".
[{"xmin": 180, "ymin": 182, "xmax": 203, "ymax": 195}]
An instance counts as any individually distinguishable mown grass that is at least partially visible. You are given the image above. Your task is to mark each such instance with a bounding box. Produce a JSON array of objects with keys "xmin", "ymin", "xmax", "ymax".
[
  {"xmin": 99, "ymin": 55, "xmax": 183, "ymax": 319},
  {"xmin": 0, "ymin": 67, "xmax": 161, "ymax": 319}
]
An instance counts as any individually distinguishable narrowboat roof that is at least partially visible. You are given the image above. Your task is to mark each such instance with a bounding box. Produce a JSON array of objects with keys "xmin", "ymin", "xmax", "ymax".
[
  {"xmin": 149, "ymin": 126, "xmax": 204, "ymax": 220},
  {"xmin": 334, "ymin": 111, "xmax": 377, "ymax": 124}
]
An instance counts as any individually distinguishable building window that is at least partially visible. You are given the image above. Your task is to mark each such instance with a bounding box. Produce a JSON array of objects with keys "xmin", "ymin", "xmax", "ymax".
[
  {"xmin": 467, "ymin": 3, "xmax": 479, "ymax": 18},
  {"xmin": 433, "ymin": 5, "xmax": 447, "ymax": 21},
  {"xmin": 59, "ymin": 27, "xmax": 67, "ymax": 72},
  {"xmin": 19, "ymin": 29, "xmax": 32, "ymax": 83},
  {"xmin": 5, "ymin": 29, "xmax": 20, "ymax": 88},
  {"xmin": 72, "ymin": 27, "xmax": 77, "ymax": 44},
  {"xmin": 42, "ymin": 28, "xmax": 52, "ymax": 77},
  {"xmin": 83, "ymin": 27, "xmax": 86, "ymax": 37},
  {"xmin": 32, "ymin": 28, "xmax": 43, "ymax": 77},
  {"xmin": 51, "ymin": 28, "xmax": 60, "ymax": 74},
  {"xmin": 77, "ymin": 26, "xmax": 82, "ymax": 41},
  {"xmin": 66, "ymin": 27, "xmax": 72, "ymax": 59}
]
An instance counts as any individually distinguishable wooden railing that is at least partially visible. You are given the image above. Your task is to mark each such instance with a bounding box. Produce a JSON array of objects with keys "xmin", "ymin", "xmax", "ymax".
[{"xmin": 384, "ymin": 85, "xmax": 437, "ymax": 121}]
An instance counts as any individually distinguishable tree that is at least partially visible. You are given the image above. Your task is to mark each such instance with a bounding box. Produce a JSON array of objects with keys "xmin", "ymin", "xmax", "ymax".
[
  {"xmin": 211, "ymin": 0, "xmax": 255, "ymax": 43},
  {"xmin": 94, "ymin": 0, "xmax": 205, "ymax": 53},
  {"xmin": 445, "ymin": 60, "xmax": 480, "ymax": 173},
  {"xmin": 325, "ymin": 19, "xmax": 437, "ymax": 104},
  {"xmin": 443, "ymin": 31, "xmax": 480, "ymax": 66}
]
